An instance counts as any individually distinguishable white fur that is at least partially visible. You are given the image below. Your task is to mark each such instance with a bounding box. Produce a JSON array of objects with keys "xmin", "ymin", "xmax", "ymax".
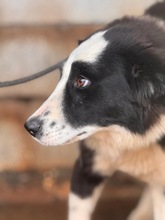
[
  {"xmin": 68, "ymin": 184, "xmax": 104, "ymax": 220},
  {"xmin": 68, "ymin": 30, "xmax": 108, "ymax": 63},
  {"xmin": 150, "ymin": 185, "xmax": 165, "ymax": 220}
]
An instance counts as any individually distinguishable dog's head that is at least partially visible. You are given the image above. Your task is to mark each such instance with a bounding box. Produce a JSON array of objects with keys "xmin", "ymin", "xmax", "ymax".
[{"xmin": 25, "ymin": 16, "xmax": 165, "ymax": 147}]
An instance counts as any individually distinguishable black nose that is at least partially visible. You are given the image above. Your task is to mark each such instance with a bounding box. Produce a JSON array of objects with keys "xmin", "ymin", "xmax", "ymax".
[{"xmin": 24, "ymin": 117, "xmax": 41, "ymax": 137}]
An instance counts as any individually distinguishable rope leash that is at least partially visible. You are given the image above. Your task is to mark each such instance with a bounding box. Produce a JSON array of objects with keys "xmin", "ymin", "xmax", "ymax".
[{"xmin": 0, "ymin": 58, "xmax": 66, "ymax": 88}]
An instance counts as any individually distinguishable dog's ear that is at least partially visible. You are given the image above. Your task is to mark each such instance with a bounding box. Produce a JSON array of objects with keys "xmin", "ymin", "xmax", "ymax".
[
  {"xmin": 130, "ymin": 64, "xmax": 155, "ymax": 107},
  {"xmin": 129, "ymin": 48, "xmax": 165, "ymax": 107}
]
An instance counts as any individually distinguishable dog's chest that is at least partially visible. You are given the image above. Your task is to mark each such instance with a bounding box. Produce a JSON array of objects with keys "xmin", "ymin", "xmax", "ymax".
[
  {"xmin": 117, "ymin": 144, "xmax": 165, "ymax": 184},
  {"xmin": 87, "ymin": 139, "xmax": 165, "ymax": 185}
]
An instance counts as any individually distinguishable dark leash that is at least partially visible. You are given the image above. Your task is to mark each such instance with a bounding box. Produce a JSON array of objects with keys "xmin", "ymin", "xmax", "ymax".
[{"xmin": 0, "ymin": 58, "xmax": 66, "ymax": 88}]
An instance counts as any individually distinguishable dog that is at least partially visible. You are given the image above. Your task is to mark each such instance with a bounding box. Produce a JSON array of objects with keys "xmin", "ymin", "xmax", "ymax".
[{"xmin": 25, "ymin": 3, "xmax": 165, "ymax": 220}]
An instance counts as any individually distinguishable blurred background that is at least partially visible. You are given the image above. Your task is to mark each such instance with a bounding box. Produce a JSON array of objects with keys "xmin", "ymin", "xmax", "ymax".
[{"xmin": 0, "ymin": 0, "xmax": 163, "ymax": 219}]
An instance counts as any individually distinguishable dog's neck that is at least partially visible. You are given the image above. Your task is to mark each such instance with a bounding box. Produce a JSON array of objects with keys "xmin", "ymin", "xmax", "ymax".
[{"xmin": 85, "ymin": 114, "xmax": 165, "ymax": 160}]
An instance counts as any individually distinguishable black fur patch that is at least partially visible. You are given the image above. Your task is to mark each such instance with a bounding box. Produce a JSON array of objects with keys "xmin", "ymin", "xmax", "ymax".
[
  {"xmin": 78, "ymin": 40, "xmax": 84, "ymax": 45},
  {"xmin": 146, "ymin": 1, "xmax": 165, "ymax": 20},
  {"xmin": 44, "ymin": 111, "xmax": 51, "ymax": 116},
  {"xmin": 50, "ymin": 121, "xmax": 56, "ymax": 128},
  {"xmin": 71, "ymin": 141, "xmax": 105, "ymax": 198},
  {"xmin": 77, "ymin": 131, "xmax": 87, "ymax": 136},
  {"xmin": 158, "ymin": 135, "xmax": 165, "ymax": 149}
]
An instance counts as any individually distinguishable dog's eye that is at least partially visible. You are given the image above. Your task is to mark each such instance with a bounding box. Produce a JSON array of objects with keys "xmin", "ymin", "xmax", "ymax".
[{"xmin": 74, "ymin": 76, "xmax": 91, "ymax": 88}]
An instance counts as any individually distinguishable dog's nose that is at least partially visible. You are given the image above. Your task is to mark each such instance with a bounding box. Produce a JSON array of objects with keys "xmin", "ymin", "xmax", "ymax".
[{"xmin": 24, "ymin": 117, "xmax": 41, "ymax": 137}]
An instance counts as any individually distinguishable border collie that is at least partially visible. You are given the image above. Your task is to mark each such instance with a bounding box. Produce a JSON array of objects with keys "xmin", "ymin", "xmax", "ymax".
[{"xmin": 25, "ymin": 4, "xmax": 165, "ymax": 220}]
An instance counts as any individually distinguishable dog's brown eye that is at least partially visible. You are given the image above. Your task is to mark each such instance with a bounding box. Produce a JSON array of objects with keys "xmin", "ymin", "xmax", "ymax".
[{"xmin": 74, "ymin": 76, "xmax": 91, "ymax": 88}]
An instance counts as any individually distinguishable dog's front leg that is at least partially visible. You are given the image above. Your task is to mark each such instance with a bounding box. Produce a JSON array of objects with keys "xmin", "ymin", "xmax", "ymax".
[
  {"xmin": 150, "ymin": 185, "xmax": 165, "ymax": 220},
  {"xmin": 68, "ymin": 142, "xmax": 107, "ymax": 220}
]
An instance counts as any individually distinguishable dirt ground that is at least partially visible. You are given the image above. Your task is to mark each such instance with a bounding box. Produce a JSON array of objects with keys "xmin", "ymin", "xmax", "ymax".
[
  {"xmin": 0, "ymin": 199, "xmax": 138, "ymax": 220},
  {"xmin": 0, "ymin": 170, "xmax": 144, "ymax": 220}
]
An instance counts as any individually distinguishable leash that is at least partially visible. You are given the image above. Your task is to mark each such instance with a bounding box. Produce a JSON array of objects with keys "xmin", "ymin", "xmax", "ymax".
[{"xmin": 0, "ymin": 58, "xmax": 66, "ymax": 88}]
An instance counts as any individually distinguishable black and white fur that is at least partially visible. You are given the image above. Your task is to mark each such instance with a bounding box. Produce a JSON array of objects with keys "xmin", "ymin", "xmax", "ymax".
[{"xmin": 25, "ymin": 4, "xmax": 165, "ymax": 220}]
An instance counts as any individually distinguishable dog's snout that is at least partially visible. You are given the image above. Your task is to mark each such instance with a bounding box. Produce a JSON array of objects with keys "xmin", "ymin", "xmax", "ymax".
[{"xmin": 24, "ymin": 118, "xmax": 41, "ymax": 137}]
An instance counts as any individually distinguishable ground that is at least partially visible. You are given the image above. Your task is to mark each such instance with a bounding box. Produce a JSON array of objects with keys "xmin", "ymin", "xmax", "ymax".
[{"xmin": 0, "ymin": 169, "xmax": 144, "ymax": 220}]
